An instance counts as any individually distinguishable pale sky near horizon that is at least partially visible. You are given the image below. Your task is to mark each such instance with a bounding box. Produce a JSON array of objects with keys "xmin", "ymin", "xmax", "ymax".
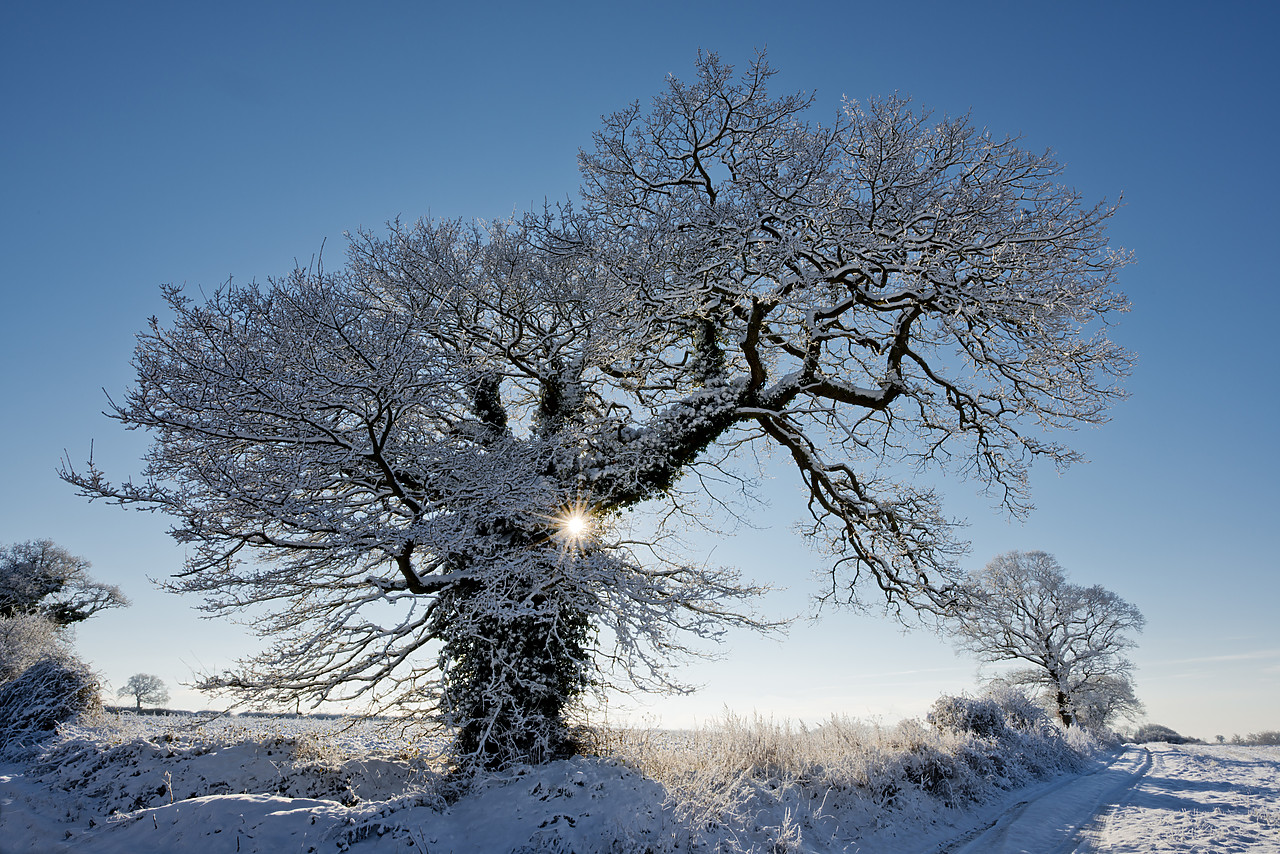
[{"xmin": 2, "ymin": 1, "xmax": 1277, "ymax": 740}]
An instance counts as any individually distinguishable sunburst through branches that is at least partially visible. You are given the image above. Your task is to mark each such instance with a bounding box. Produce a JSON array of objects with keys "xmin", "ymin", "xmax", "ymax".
[{"xmin": 553, "ymin": 497, "xmax": 594, "ymax": 554}]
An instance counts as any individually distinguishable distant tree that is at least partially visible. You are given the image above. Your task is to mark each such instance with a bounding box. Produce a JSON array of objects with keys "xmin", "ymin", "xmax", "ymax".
[
  {"xmin": 118, "ymin": 673, "xmax": 169, "ymax": 710},
  {"xmin": 63, "ymin": 54, "xmax": 1131, "ymax": 770},
  {"xmin": 946, "ymin": 551, "xmax": 1144, "ymax": 727},
  {"xmin": 0, "ymin": 540, "xmax": 128, "ymax": 627}
]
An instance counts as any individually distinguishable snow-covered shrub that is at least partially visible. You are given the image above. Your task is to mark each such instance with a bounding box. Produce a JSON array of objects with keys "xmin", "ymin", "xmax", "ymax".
[
  {"xmin": 0, "ymin": 613, "xmax": 74, "ymax": 683},
  {"xmin": 1133, "ymin": 723, "xmax": 1189, "ymax": 744},
  {"xmin": 928, "ymin": 694, "xmax": 1009, "ymax": 738},
  {"xmin": 887, "ymin": 721, "xmax": 984, "ymax": 807},
  {"xmin": 0, "ymin": 656, "xmax": 101, "ymax": 755},
  {"xmin": 597, "ymin": 703, "xmax": 1104, "ymax": 852},
  {"xmin": 986, "ymin": 685, "xmax": 1053, "ymax": 732}
]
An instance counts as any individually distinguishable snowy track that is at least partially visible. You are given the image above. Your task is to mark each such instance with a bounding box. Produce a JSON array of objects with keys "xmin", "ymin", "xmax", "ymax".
[
  {"xmin": 930, "ymin": 746, "xmax": 1151, "ymax": 854},
  {"xmin": 930, "ymin": 743, "xmax": 1280, "ymax": 854}
]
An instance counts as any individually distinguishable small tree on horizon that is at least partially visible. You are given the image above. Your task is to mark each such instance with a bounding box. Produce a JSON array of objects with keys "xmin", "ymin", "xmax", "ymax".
[
  {"xmin": 63, "ymin": 53, "xmax": 1131, "ymax": 770},
  {"xmin": 946, "ymin": 550, "xmax": 1145, "ymax": 727},
  {"xmin": 118, "ymin": 673, "xmax": 169, "ymax": 711}
]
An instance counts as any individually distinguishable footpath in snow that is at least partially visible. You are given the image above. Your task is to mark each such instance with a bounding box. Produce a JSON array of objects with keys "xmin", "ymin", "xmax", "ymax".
[
  {"xmin": 931, "ymin": 743, "xmax": 1280, "ymax": 854},
  {"xmin": 936, "ymin": 746, "xmax": 1151, "ymax": 853}
]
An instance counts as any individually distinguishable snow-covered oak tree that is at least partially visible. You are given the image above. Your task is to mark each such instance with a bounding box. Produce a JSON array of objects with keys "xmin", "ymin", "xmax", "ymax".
[
  {"xmin": 1070, "ymin": 672, "xmax": 1144, "ymax": 728},
  {"xmin": 63, "ymin": 220, "xmax": 768, "ymax": 769},
  {"xmin": 62, "ymin": 54, "xmax": 1131, "ymax": 769},
  {"xmin": 946, "ymin": 550, "xmax": 1144, "ymax": 727}
]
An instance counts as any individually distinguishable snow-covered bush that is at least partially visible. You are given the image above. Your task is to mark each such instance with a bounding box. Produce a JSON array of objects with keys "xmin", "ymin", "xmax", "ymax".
[
  {"xmin": 986, "ymin": 685, "xmax": 1053, "ymax": 732},
  {"xmin": 29, "ymin": 712, "xmax": 444, "ymax": 820},
  {"xmin": 0, "ymin": 656, "xmax": 101, "ymax": 755},
  {"xmin": 928, "ymin": 694, "xmax": 1009, "ymax": 738},
  {"xmin": 0, "ymin": 613, "xmax": 74, "ymax": 683}
]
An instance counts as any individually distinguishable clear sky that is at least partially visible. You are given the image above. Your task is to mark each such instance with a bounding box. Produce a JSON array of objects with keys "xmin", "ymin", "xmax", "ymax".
[{"xmin": 2, "ymin": 1, "xmax": 1277, "ymax": 740}]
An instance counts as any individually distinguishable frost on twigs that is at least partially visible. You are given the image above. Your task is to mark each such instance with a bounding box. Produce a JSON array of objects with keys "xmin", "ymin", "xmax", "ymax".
[
  {"xmin": 0, "ymin": 612, "xmax": 76, "ymax": 682},
  {"xmin": 61, "ymin": 52, "xmax": 1131, "ymax": 771}
]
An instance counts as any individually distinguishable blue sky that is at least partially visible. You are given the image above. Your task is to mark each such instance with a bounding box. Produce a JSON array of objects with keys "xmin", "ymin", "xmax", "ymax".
[{"xmin": 2, "ymin": 1, "xmax": 1277, "ymax": 738}]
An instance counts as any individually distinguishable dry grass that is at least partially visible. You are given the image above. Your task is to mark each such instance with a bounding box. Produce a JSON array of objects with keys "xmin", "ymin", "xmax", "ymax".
[{"xmin": 589, "ymin": 704, "xmax": 1106, "ymax": 852}]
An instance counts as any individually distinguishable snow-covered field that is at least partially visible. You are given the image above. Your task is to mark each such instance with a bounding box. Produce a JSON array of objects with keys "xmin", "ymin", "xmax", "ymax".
[
  {"xmin": 1086, "ymin": 743, "xmax": 1280, "ymax": 853},
  {"xmin": 1, "ymin": 712, "xmax": 1276, "ymax": 853}
]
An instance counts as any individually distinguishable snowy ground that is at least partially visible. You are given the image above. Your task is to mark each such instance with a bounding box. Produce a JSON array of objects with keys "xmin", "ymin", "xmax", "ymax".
[
  {"xmin": 930, "ymin": 742, "xmax": 1280, "ymax": 854},
  {"xmin": 1086, "ymin": 743, "xmax": 1280, "ymax": 853},
  {"xmin": 1, "ymin": 714, "xmax": 1276, "ymax": 853}
]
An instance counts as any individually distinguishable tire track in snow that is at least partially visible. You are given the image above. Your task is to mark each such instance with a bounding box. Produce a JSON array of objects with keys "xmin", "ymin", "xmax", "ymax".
[
  {"xmin": 1067, "ymin": 747, "xmax": 1156, "ymax": 853},
  {"xmin": 928, "ymin": 746, "xmax": 1152, "ymax": 854}
]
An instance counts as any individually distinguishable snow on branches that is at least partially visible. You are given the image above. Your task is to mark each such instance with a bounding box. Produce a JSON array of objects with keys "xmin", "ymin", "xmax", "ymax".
[
  {"xmin": 573, "ymin": 52, "xmax": 1130, "ymax": 608},
  {"xmin": 63, "ymin": 53, "xmax": 1130, "ymax": 768},
  {"xmin": 946, "ymin": 550, "xmax": 1145, "ymax": 727}
]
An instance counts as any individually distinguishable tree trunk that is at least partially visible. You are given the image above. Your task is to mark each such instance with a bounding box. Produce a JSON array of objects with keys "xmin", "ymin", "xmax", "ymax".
[
  {"xmin": 1056, "ymin": 690, "xmax": 1075, "ymax": 727},
  {"xmin": 435, "ymin": 577, "xmax": 592, "ymax": 772}
]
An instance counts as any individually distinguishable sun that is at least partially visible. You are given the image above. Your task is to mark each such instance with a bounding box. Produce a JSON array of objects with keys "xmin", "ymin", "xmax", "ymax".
[
  {"xmin": 561, "ymin": 511, "xmax": 589, "ymax": 540},
  {"xmin": 553, "ymin": 498, "xmax": 594, "ymax": 548}
]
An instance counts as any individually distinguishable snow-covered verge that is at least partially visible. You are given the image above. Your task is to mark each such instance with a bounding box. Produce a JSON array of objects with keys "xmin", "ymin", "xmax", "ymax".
[
  {"xmin": 17, "ymin": 709, "xmax": 1276, "ymax": 852},
  {"xmin": 596, "ymin": 709, "xmax": 1110, "ymax": 852},
  {"xmin": 0, "ymin": 702, "xmax": 1123, "ymax": 853}
]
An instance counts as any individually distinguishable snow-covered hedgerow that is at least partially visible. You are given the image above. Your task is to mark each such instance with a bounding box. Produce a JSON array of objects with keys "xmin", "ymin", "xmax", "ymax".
[
  {"xmin": 0, "ymin": 656, "xmax": 101, "ymax": 757},
  {"xmin": 8, "ymin": 699, "xmax": 1108, "ymax": 853},
  {"xmin": 0, "ymin": 613, "xmax": 76, "ymax": 683},
  {"xmin": 597, "ymin": 700, "xmax": 1107, "ymax": 852},
  {"xmin": 927, "ymin": 694, "xmax": 1011, "ymax": 738},
  {"xmin": 1133, "ymin": 723, "xmax": 1192, "ymax": 744}
]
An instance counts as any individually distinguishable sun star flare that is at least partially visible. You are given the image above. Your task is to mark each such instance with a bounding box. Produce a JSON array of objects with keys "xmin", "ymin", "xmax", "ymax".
[{"xmin": 557, "ymin": 505, "xmax": 592, "ymax": 545}]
